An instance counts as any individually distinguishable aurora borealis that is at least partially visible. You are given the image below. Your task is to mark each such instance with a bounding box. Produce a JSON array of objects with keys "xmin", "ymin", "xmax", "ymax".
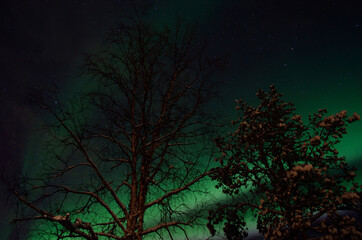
[{"xmin": 1, "ymin": 1, "xmax": 362, "ymax": 239}]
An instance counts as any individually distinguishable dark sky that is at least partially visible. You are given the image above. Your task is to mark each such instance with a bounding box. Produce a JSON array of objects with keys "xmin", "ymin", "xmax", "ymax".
[{"xmin": 1, "ymin": 0, "xmax": 362, "ymax": 239}]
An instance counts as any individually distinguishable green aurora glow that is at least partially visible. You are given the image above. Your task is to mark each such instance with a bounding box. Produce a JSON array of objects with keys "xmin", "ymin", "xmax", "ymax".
[
  {"xmin": 20, "ymin": 53, "xmax": 362, "ymax": 240},
  {"xmin": 14, "ymin": 1, "xmax": 362, "ymax": 239}
]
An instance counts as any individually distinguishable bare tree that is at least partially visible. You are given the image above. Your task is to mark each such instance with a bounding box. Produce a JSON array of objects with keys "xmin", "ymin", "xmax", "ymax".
[
  {"xmin": 207, "ymin": 85, "xmax": 361, "ymax": 240},
  {"xmin": 8, "ymin": 17, "xmax": 222, "ymax": 240}
]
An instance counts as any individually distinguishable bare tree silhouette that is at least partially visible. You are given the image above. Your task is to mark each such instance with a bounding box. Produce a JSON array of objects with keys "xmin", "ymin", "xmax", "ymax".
[{"xmin": 8, "ymin": 16, "xmax": 223, "ymax": 240}]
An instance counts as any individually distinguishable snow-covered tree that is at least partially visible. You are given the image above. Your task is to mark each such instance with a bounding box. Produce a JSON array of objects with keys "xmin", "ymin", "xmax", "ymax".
[{"xmin": 207, "ymin": 85, "xmax": 361, "ymax": 240}]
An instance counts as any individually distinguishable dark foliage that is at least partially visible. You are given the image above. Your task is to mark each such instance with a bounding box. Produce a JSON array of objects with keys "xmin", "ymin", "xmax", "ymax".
[{"xmin": 208, "ymin": 85, "xmax": 362, "ymax": 240}]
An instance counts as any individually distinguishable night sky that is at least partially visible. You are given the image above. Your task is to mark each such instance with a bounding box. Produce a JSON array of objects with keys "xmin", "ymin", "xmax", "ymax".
[{"xmin": 1, "ymin": 1, "xmax": 362, "ymax": 239}]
